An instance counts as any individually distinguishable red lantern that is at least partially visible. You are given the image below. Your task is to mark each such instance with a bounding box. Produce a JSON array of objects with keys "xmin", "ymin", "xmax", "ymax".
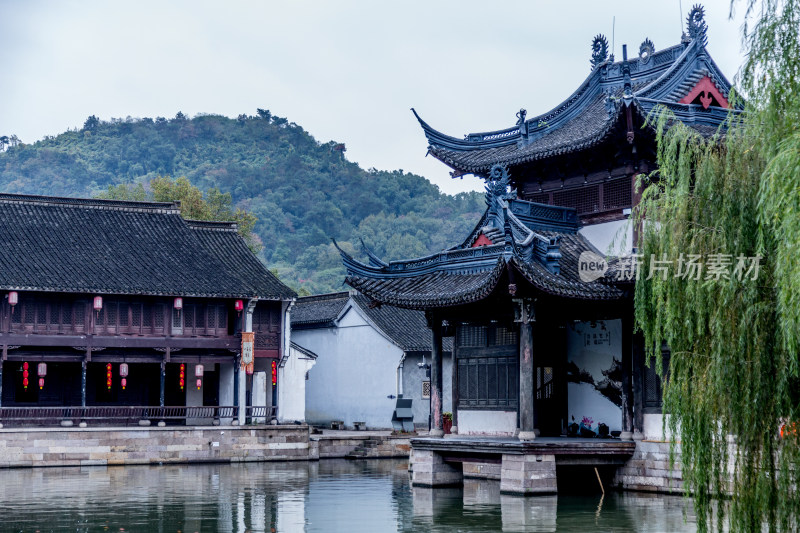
[
  {"xmin": 121, "ymin": 378, "xmax": 127, "ymax": 390},
  {"xmin": 174, "ymin": 297, "xmax": 183, "ymax": 310},
  {"xmin": 235, "ymin": 300, "xmax": 244, "ymax": 313},
  {"xmin": 179, "ymin": 363, "xmax": 185, "ymax": 390},
  {"xmin": 39, "ymin": 377, "xmax": 44, "ymax": 389},
  {"xmin": 22, "ymin": 361, "xmax": 29, "ymax": 390},
  {"xmin": 196, "ymin": 378, "xmax": 202, "ymax": 390},
  {"xmin": 8, "ymin": 291, "xmax": 18, "ymax": 307},
  {"xmin": 93, "ymin": 296, "xmax": 103, "ymax": 312},
  {"xmin": 245, "ymin": 361, "xmax": 254, "ymax": 375},
  {"xmin": 271, "ymin": 360, "xmax": 277, "ymax": 386},
  {"xmin": 106, "ymin": 363, "xmax": 112, "ymax": 390}
]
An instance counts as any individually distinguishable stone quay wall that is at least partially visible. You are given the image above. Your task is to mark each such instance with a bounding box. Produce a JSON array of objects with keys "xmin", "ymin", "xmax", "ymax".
[
  {"xmin": 0, "ymin": 425, "xmax": 312, "ymax": 468},
  {"xmin": 312, "ymin": 434, "xmax": 411, "ymax": 459},
  {"xmin": 613, "ymin": 440, "xmax": 685, "ymax": 493}
]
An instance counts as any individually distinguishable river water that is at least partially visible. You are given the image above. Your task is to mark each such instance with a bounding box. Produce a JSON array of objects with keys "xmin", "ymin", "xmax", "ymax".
[{"xmin": 0, "ymin": 459, "xmax": 696, "ymax": 532}]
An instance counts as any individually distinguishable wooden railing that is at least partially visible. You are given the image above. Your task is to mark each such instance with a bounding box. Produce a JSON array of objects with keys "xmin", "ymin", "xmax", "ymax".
[{"xmin": 0, "ymin": 405, "xmax": 276, "ymax": 427}]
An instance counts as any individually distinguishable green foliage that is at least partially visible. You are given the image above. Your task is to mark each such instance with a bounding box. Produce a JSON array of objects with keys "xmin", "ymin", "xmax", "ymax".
[
  {"xmin": 0, "ymin": 111, "xmax": 484, "ymax": 293},
  {"xmin": 634, "ymin": 1, "xmax": 800, "ymax": 530}
]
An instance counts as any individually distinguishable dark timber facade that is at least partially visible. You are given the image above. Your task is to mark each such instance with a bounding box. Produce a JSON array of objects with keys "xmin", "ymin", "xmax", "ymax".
[
  {"xmin": 0, "ymin": 194, "xmax": 295, "ymax": 425},
  {"xmin": 339, "ymin": 6, "xmax": 737, "ymax": 493}
]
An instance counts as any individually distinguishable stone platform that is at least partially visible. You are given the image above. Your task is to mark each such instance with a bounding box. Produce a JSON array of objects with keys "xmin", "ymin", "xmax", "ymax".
[{"xmin": 410, "ymin": 436, "xmax": 635, "ymax": 496}]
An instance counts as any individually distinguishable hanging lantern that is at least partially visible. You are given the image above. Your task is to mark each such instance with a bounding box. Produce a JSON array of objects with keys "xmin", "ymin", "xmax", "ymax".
[
  {"xmin": 22, "ymin": 361, "xmax": 29, "ymax": 390},
  {"xmin": 37, "ymin": 362, "xmax": 47, "ymax": 390},
  {"xmin": 245, "ymin": 361, "xmax": 254, "ymax": 375},
  {"xmin": 179, "ymin": 363, "xmax": 185, "ymax": 390},
  {"xmin": 195, "ymin": 364, "xmax": 204, "ymax": 390},
  {"xmin": 93, "ymin": 296, "xmax": 103, "ymax": 311},
  {"xmin": 119, "ymin": 363, "xmax": 128, "ymax": 390},
  {"xmin": 235, "ymin": 300, "xmax": 244, "ymax": 315},
  {"xmin": 271, "ymin": 360, "xmax": 277, "ymax": 386},
  {"xmin": 106, "ymin": 363, "xmax": 112, "ymax": 390},
  {"xmin": 173, "ymin": 297, "xmax": 183, "ymax": 310},
  {"xmin": 8, "ymin": 291, "xmax": 18, "ymax": 311},
  {"xmin": 196, "ymin": 378, "xmax": 202, "ymax": 390}
]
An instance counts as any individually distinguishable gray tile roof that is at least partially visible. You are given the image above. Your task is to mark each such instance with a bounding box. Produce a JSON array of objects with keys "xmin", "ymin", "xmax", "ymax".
[
  {"xmin": 291, "ymin": 292, "xmax": 350, "ymax": 327},
  {"xmin": 0, "ymin": 193, "xmax": 295, "ymax": 299}
]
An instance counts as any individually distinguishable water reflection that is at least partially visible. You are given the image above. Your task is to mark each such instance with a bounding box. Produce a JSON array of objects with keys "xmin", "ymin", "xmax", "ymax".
[{"xmin": 0, "ymin": 459, "xmax": 696, "ymax": 532}]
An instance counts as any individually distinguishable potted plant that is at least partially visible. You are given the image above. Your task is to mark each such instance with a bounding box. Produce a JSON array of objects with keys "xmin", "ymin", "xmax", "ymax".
[
  {"xmin": 579, "ymin": 416, "xmax": 596, "ymax": 438},
  {"xmin": 443, "ymin": 412, "xmax": 453, "ymax": 434}
]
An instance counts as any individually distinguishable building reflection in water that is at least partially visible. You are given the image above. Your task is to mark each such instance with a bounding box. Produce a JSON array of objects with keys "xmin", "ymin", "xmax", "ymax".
[{"xmin": 0, "ymin": 459, "xmax": 694, "ymax": 532}]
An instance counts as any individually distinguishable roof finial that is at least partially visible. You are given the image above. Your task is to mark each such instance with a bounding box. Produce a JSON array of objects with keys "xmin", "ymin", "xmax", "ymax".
[
  {"xmin": 686, "ymin": 4, "xmax": 708, "ymax": 46},
  {"xmin": 515, "ymin": 109, "xmax": 527, "ymax": 126},
  {"xmin": 622, "ymin": 44, "xmax": 632, "ymax": 96},
  {"xmin": 639, "ymin": 38, "xmax": 655, "ymax": 65},
  {"xmin": 485, "ymin": 164, "xmax": 516, "ymax": 205},
  {"xmin": 590, "ymin": 34, "xmax": 609, "ymax": 69}
]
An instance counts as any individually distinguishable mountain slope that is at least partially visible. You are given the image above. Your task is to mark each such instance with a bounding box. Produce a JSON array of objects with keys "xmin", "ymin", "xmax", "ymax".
[{"xmin": 0, "ymin": 112, "xmax": 484, "ymax": 294}]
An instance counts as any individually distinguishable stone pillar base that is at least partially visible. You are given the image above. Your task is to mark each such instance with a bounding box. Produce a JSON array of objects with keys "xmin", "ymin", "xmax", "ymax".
[
  {"xmin": 518, "ymin": 431, "xmax": 537, "ymax": 442},
  {"xmin": 79, "ymin": 422, "xmax": 88, "ymax": 428},
  {"xmin": 620, "ymin": 431, "xmax": 634, "ymax": 441},
  {"xmin": 500, "ymin": 453, "xmax": 557, "ymax": 495},
  {"xmin": 449, "ymin": 426, "xmax": 458, "ymax": 435},
  {"xmin": 60, "ymin": 420, "xmax": 73, "ymax": 427},
  {"xmin": 411, "ymin": 449, "xmax": 463, "ymax": 487},
  {"xmin": 138, "ymin": 419, "xmax": 151, "ymax": 427},
  {"xmin": 633, "ymin": 430, "xmax": 645, "ymax": 441},
  {"xmin": 157, "ymin": 421, "xmax": 166, "ymax": 427},
  {"xmin": 429, "ymin": 429, "xmax": 444, "ymax": 438}
]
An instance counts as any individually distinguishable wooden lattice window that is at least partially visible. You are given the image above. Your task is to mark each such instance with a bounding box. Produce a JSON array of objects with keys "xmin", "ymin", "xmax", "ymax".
[
  {"xmin": 422, "ymin": 381, "xmax": 431, "ymax": 399},
  {"xmin": 458, "ymin": 325, "xmax": 487, "ymax": 347},
  {"xmin": 603, "ymin": 177, "xmax": 632, "ymax": 210},
  {"xmin": 457, "ymin": 356, "xmax": 518, "ymax": 410},
  {"xmin": 553, "ymin": 185, "xmax": 600, "ymax": 214}
]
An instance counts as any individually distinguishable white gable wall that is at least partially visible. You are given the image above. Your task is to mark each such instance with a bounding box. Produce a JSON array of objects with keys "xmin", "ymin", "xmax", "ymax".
[{"xmin": 295, "ymin": 304, "xmax": 404, "ymax": 429}]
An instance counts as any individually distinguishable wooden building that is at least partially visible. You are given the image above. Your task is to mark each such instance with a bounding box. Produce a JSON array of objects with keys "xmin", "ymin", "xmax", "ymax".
[
  {"xmin": 338, "ymin": 6, "xmax": 736, "ymax": 448},
  {"xmin": 0, "ymin": 193, "xmax": 296, "ymax": 425}
]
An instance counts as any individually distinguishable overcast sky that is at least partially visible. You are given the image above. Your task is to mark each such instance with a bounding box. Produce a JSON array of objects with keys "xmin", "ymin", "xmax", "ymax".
[{"xmin": 1, "ymin": 1, "xmax": 748, "ymax": 195}]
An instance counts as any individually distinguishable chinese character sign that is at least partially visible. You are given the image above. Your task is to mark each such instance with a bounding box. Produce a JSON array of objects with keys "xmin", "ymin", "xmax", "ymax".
[{"xmin": 241, "ymin": 331, "xmax": 254, "ymax": 370}]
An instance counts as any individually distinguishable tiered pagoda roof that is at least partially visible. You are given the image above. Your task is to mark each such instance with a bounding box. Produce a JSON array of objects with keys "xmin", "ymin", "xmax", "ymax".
[
  {"xmin": 338, "ymin": 167, "xmax": 623, "ymax": 309},
  {"xmin": 0, "ymin": 193, "xmax": 296, "ymax": 300},
  {"xmin": 414, "ymin": 6, "xmax": 738, "ymax": 176}
]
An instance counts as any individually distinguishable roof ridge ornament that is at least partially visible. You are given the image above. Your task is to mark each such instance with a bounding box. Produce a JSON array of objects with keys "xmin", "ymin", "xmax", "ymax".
[
  {"xmin": 590, "ymin": 34, "xmax": 609, "ymax": 69},
  {"xmin": 485, "ymin": 164, "xmax": 517, "ymax": 205},
  {"xmin": 639, "ymin": 38, "xmax": 655, "ymax": 65},
  {"xmin": 686, "ymin": 4, "xmax": 708, "ymax": 46}
]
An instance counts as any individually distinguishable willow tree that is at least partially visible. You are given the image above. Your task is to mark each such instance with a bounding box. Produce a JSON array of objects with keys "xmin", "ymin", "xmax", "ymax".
[{"xmin": 634, "ymin": 1, "xmax": 800, "ymax": 531}]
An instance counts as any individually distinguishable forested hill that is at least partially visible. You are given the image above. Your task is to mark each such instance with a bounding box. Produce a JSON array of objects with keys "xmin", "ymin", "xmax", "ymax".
[{"xmin": 0, "ymin": 112, "xmax": 484, "ymax": 294}]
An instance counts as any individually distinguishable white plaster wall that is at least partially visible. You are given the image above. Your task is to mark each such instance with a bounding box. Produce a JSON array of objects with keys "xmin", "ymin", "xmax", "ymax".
[
  {"xmin": 458, "ymin": 410, "xmax": 517, "ymax": 436},
  {"xmin": 643, "ymin": 413, "xmax": 678, "ymax": 441},
  {"xmin": 566, "ymin": 319, "xmax": 622, "ymax": 432},
  {"xmin": 277, "ymin": 345, "xmax": 316, "ymax": 423},
  {"xmin": 219, "ymin": 363, "xmax": 235, "ymax": 425},
  {"xmin": 579, "ymin": 218, "xmax": 633, "ymax": 256},
  {"xmin": 296, "ymin": 305, "xmax": 403, "ymax": 429},
  {"xmin": 402, "ymin": 352, "xmax": 453, "ymax": 429},
  {"xmin": 252, "ymin": 372, "xmax": 268, "ymax": 423}
]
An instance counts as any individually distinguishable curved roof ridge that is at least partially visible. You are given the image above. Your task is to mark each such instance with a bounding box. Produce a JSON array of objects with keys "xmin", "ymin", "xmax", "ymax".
[{"xmin": 186, "ymin": 219, "xmax": 239, "ymax": 231}]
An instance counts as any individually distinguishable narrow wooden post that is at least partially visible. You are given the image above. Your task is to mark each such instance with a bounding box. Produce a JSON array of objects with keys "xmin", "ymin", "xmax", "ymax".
[
  {"xmin": 428, "ymin": 313, "xmax": 444, "ymax": 437},
  {"xmin": 517, "ymin": 299, "xmax": 536, "ymax": 441},
  {"xmin": 620, "ymin": 310, "xmax": 635, "ymax": 441},
  {"xmin": 81, "ymin": 360, "xmax": 87, "ymax": 408},
  {"xmin": 159, "ymin": 360, "xmax": 166, "ymax": 408},
  {"xmin": 450, "ymin": 328, "xmax": 459, "ymax": 435},
  {"xmin": 0, "ymin": 358, "xmax": 4, "ymax": 409}
]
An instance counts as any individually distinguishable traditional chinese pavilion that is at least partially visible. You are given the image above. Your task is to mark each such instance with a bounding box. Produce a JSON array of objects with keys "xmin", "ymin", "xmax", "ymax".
[
  {"xmin": 338, "ymin": 5, "xmax": 735, "ymax": 476},
  {"xmin": 0, "ymin": 193, "xmax": 295, "ymax": 425}
]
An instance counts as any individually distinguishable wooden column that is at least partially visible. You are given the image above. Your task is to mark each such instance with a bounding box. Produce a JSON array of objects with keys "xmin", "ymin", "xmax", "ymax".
[
  {"xmin": 428, "ymin": 313, "xmax": 444, "ymax": 437},
  {"xmin": 450, "ymin": 328, "xmax": 459, "ymax": 435},
  {"xmin": 517, "ymin": 299, "xmax": 536, "ymax": 441},
  {"xmin": 159, "ymin": 360, "xmax": 166, "ymax": 408},
  {"xmin": 0, "ymin": 358, "xmax": 4, "ymax": 410},
  {"xmin": 620, "ymin": 310, "xmax": 635, "ymax": 441},
  {"xmin": 81, "ymin": 360, "xmax": 87, "ymax": 408}
]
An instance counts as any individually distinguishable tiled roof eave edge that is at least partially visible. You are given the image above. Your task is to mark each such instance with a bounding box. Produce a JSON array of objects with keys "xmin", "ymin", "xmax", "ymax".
[{"xmin": 0, "ymin": 285, "xmax": 293, "ymax": 300}]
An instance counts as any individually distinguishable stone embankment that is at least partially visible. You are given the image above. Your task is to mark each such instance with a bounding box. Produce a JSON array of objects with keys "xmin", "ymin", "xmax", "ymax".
[
  {"xmin": 311, "ymin": 430, "xmax": 412, "ymax": 459},
  {"xmin": 0, "ymin": 426, "xmax": 413, "ymax": 468}
]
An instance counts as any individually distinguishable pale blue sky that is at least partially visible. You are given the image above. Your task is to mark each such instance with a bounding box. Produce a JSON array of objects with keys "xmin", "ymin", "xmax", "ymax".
[{"xmin": 0, "ymin": 1, "xmax": 747, "ymax": 195}]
